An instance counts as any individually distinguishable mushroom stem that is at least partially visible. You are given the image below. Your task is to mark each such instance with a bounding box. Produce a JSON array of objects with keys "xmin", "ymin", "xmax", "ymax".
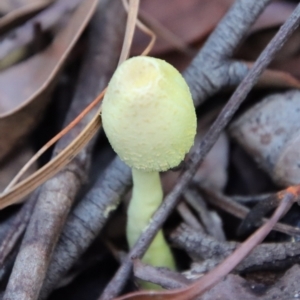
[{"xmin": 127, "ymin": 168, "xmax": 176, "ymax": 270}]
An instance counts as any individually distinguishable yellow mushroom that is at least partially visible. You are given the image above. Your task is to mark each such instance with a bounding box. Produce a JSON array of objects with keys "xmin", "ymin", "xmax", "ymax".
[{"xmin": 101, "ymin": 56, "xmax": 196, "ymax": 281}]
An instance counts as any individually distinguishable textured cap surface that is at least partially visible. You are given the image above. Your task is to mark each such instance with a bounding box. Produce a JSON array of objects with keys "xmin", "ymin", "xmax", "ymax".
[{"xmin": 101, "ymin": 56, "xmax": 196, "ymax": 171}]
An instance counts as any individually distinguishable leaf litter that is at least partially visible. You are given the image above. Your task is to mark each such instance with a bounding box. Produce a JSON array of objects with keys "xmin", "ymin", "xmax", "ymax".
[{"xmin": 1, "ymin": 1, "xmax": 300, "ymax": 300}]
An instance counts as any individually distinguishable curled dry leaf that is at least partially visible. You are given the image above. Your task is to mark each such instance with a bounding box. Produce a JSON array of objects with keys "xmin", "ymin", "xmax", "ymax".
[
  {"xmin": 0, "ymin": 0, "xmax": 97, "ymax": 161},
  {"xmin": 230, "ymin": 90, "xmax": 300, "ymax": 186}
]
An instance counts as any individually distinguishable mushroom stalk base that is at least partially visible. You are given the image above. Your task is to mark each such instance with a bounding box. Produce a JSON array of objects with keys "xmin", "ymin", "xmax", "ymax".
[{"xmin": 127, "ymin": 168, "xmax": 176, "ymax": 272}]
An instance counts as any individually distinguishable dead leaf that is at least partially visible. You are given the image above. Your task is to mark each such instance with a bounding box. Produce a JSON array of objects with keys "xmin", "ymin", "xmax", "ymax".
[
  {"xmin": 0, "ymin": 0, "xmax": 98, "ymax": 161},
  {"xmin": 132, "ymin": 0, "xmax": 234, "ymax": 55}
]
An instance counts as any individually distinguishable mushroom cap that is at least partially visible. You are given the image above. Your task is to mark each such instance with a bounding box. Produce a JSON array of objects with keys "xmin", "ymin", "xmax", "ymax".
[{"xmin": 101, "ymin": 56, "xmax": 196, "ymax": 172}]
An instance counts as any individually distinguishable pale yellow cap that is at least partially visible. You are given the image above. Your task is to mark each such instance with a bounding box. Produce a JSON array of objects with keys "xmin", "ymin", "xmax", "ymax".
[{"xmin": 101, "ymin": 56, "xmax": 196, "ymax": 172}]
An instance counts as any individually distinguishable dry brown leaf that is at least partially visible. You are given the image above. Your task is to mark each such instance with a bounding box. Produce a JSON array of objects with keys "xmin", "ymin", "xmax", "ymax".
[
  {"xmin": 0, "ymin": 0, "xmax": 98, "ymax": 161},
  {"xmin": 132, "ymin": 0, "xmax": 234, "ymax": 55}
]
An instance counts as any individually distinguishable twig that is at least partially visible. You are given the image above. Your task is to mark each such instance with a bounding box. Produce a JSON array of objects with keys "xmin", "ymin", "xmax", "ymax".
[
  {"xmin": 183, "ymin": 0, "xmax": 271, "ymax": 105},
  {"xmin": 171, "ymin": 223, "xmax": 236, "ymax": 262},
  {"xmin": 176, "ymin": 202, "xmax": 203, "ymax": 231},
  {"xmin": 99, "ymin": 2, "xmax": 300, "ymax": 299},
  {"xmin": 172, "ymin": 223, "xmax": 300, "ymax": 274},
  {"xmin": 0, "ymin": 193, "xmax": 38, "ymax": 268},
  {"xmin": 0, "ymin": 191, "xmax": 39, "ymax": 285},
  {"xmin": 232, "ymin": 194, "xmax": 271, "ymax": 204},
  {"xmin": 39, "ymin": 157, "xmax": 131, "ymax": 299},
  {"xmin": 184, "ymin": 189, "xmax": 225, "ymax": 241},
  {"xmin": 237, "ymin": 193, "xmax": 282, "ymax": 236},
  {"xmin": 202, "ymin": 188, "xmax": 300, "ymax": 237},
  {"xmin": 133, "ymin": 260, "xmax": 190, "ymax": 289}
]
